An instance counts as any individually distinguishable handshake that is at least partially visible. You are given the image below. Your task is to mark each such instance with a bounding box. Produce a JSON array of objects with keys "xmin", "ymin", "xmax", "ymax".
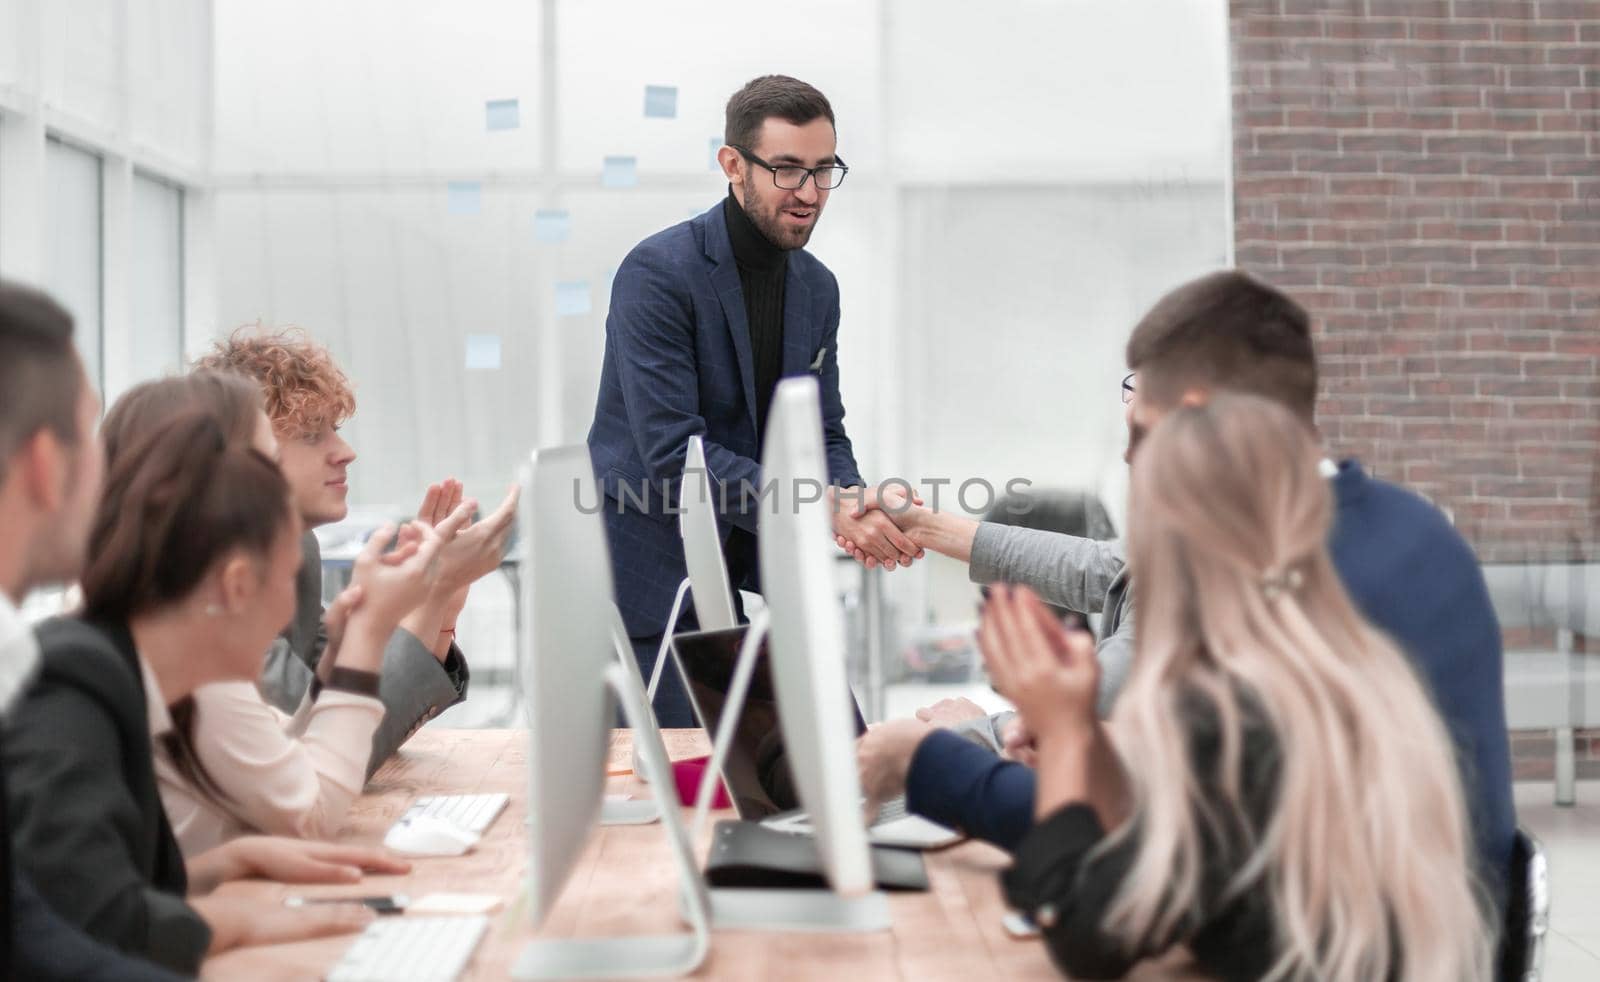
[{"xmin": 827, "ymin": 483, "xmax": 932, "ymax": 571}]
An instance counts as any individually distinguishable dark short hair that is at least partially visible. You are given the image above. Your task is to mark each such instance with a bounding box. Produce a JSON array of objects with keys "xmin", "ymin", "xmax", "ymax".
[
  {"xmin": 1125, "ymin": 270, "xmax": 1318, "ymax": 424},
  {"xmin": 0, "ymin": 283, "xmax": 83, "ymax": 482},
  {"xmin": 725, "ymin": 75, "xmax": 835, "ymax": 151}
]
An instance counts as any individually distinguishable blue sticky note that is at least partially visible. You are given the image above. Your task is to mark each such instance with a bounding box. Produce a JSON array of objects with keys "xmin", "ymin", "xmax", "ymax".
[
  {"xmin": 708, "ymin": 137, "xmax": 723, "ymax": 171},
  {"xmin": 447, "ymin": 181, "xmax": 481, "ymax": 215},
  {"xmin": 556, "ymin": 281, "xmax": 592, "ymax": 317},
  {"xmin": 602, "ymin": 156, "xmax": 637, "ymax": 189},
  {"xmin": 644, "ymin": 85, "xmax": 677, "ymax": 119},
  {"xmin": 534, "ymin": 209, "xmax": 570, "ymax": 243},
  {"xmin": 465, "ymin": 334, "xmax": 502, "ymax": 371},
  {"xmin": 486, "ymin": 98, "xmax": 520, "ymax": 131}
]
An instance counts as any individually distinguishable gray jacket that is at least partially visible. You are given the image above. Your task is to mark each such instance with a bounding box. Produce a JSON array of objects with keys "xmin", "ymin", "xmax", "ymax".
[
  {"xmin": 961, "ymin": 522, "xmax": 1133, "ymax": 746},
  {"xmin": 257, "ymin": 532, "xmax": 469, "ymax": 778}
]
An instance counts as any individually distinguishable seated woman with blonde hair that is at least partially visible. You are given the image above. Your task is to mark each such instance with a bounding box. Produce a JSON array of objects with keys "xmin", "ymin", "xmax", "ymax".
[{"xmin": 986, "ymin": 393, "xmax": 1492, "ymax": 981}]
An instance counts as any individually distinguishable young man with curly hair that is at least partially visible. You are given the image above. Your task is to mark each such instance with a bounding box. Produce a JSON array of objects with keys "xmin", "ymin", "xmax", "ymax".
[{"xmin": 197, "ymin": 328, "xmax": 517, "ymax": 764}]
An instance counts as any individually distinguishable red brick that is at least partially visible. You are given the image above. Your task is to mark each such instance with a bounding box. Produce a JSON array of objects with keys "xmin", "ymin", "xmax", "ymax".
[
  {"xmin": 1536, "ymin": 1, "xmax": 1600, "ymax": 18},
  {"xmin": 1286, "ymin": 108, "xmax": 1371, "ymax": 127},
  {"xmin": 1414, "ymin": 21, "xmax": 1495, "ymax": 42},
  {"xmin": 1427, "ymin": 134, "xmax": 1511, "ymax": 154},
  {"xmin": 1511, "ymin": 135, "xmax": 1590, "ymax": 155},
  {"xmin": 1324, "ymin": 17, "xmax": 1409, "ymax": 40},
  {"xmin": 1383, "ymin": 156, "xmax": 1468, "ymax": 175},
  {"xmin": 1427, "ymin": 65, "xmax": 1503, "ymax": 86},
  {"xmin": 1467, "ymin": 158, "xmax": 1551, "ymax": 176},
  {"xmin": 1327, "ymin": 176, "xmax": 1409, "ymax": 196},
  {"xmin": 1454, "ymin": 110, "xmax": 1542, "ymax": 131},
  {"xmin": 1260, "ymin": 130, "xmax": 1341, "ymax": 151},
  {"xmin": 1340, "ymin": 132, "xmax": 1425, "ymax": 153},
  {"xmin": 1407, "ymin": 88, "xmax": 1485, "ymax": 109},
  {"xmin": 1370, "ymin": 109, "xmax": 1459, "ymax": 129},
  {"xmin": 1545, "ymin": 47, "xmax": 1600, "ymax": 67},
  {"xmin": 1507, "ymin": 67, "xmax": 1585, "ymax": 87},
  {"xmin": 1500, "ymin": 180, "xmax": 1579, "ymax": 200},
  {"xmin": 1494, "ymin": 22, "xmax": 1580, "ymax": 44},
  {"xmin": 1487, "ymin": 90, "xmax": 1567, "ymax": 110},
  {"xmin": 1472, "ymin": 246, "xmax": 1560, "ymax": 265}
]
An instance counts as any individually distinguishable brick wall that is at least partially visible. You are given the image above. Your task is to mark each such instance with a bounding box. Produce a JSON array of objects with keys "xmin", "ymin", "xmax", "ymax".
[{"xmin": 1229, "ymin": 0, "xmax": 1599, "ymax": 565}]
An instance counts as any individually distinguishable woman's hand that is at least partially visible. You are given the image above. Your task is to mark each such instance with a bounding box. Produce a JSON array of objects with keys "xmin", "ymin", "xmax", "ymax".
[
  {"xmin": 344, "ymin": 512, "xmax": 466, "ymax": 647},
  {"xmin": 215, "ymin": 836, "xmax": 412, "ymax": 886},
  {"xmin": 193, "ymin": 895, "xmax": 374, "ymax": 954},
  {"xmin": 977, "ymin": 585, "xmax": 1099, "ymax": 745}
]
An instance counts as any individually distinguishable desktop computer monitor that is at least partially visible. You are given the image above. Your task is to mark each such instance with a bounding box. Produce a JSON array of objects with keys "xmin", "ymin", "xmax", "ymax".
[
  {"xmin": 514, "ymin": 447, "xmax": 708, "ymax": 978},
  {"xmin": 679, "ymin": 435, "xmax": 738, "ymax": 632},
  {"xmin": 754, "ymin": 377, "xmax": 874, "ymax": 898},
  {"xmin": 518, "ymin": 446, "xmax": 613, "ymax": 928}
]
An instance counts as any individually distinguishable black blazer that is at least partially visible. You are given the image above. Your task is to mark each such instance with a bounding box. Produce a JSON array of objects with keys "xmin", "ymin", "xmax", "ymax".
[{"xmin": 3, "ymin": 616, "xmax": 210, "ymax": 975}]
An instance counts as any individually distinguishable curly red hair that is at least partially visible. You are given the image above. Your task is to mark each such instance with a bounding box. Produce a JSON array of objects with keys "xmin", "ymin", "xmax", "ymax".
[{"xmin": 194, "ymin": 325, "xmax": 356, "ymax": 438}]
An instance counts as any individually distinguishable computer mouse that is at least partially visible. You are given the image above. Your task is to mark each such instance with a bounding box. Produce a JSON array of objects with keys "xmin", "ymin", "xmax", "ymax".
[{"xmin": 383, "ymin": 814, "xmax": 481, "ymax": 857}]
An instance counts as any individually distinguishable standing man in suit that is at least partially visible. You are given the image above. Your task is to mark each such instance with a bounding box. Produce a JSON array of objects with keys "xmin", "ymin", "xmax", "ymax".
[{"xmin": 589, "ymin": 75, "xmax": 919, "ymax": 725}]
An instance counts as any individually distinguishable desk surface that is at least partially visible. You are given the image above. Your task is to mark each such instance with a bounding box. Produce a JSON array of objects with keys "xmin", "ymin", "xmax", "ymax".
[{"xmin": 202, "ymin": 728, "xmax": 1189, "ymax": 981}]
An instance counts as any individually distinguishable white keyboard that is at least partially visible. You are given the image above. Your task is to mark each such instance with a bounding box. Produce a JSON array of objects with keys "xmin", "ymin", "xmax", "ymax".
[
  {"xmin": 327, "ymin": 915, "xmax": 488, "ymax": 982},
  {"xmin": 395, "ymin": 793, "xmax": 509, "ymax": 835}
]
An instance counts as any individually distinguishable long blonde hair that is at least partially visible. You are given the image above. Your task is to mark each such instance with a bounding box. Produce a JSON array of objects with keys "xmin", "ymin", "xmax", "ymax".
[{"xmin": 1106, "ymin": 393, "xmax": 1492, "ymax": 981}]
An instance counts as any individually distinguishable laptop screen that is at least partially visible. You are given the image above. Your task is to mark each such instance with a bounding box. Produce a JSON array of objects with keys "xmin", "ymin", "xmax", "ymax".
[{"xmin": 669, "ymin": 625, "xmax": 866, "ymax": 820}]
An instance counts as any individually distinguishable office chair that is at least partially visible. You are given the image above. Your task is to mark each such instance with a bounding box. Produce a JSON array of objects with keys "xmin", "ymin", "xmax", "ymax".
[{"xmin": 1498, "ymin": 826, "xmax": 1549, "ymax": 982}]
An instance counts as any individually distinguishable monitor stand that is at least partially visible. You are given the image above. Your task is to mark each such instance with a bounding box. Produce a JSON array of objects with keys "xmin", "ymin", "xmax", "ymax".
[
  {"xmin": 595, "ymin": 613, "xmax": 666, "ymax": 826},
  {"xmin": 511, "ymin": 661, "xmax": 710, "ymax": 979},
  {"xmin": 689, "ymin": 609, "xmax": 891, "ymax": 934}
]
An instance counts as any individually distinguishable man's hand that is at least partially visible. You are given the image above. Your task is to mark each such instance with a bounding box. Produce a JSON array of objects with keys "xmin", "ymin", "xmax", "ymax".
[
  {"xmin": 1000, "ymin": 715, "xmax": 1040, "ymax": 768},
  {"xmin": 914, "ymin": 696, "xmax": 988, "ymax": 729},
  {"xmin": 856, "ymin": 717, "xmax": 933, "ymax": 815},
  {"xmin": 421, "ymin": 480, "xmax": 519, "ymax": 595},
  {"xmin": 830, "ymin": 485, "xmax": 924, "ymax": 571}
]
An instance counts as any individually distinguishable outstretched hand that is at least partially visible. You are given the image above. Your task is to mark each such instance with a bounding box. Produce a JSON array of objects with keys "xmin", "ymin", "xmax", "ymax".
[{"xmin": 830, "ymin": 485, "xmax": 925, "ymax": 571}]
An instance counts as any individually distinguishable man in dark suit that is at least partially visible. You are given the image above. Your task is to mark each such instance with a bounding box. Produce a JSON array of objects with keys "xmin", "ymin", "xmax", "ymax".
[
  {"xmin": 0, "ymin": 281, "xmax": 184, "ymax": 979},
  {"xmin": 589, "ymin": 75, "xmax": 920, "ymax": 725}
]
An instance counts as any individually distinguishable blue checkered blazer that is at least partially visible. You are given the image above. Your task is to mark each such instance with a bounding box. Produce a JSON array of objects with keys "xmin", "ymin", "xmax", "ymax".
[{"xmin": 587, "ymin": 201, "xmax": 864, "ymax": 638}]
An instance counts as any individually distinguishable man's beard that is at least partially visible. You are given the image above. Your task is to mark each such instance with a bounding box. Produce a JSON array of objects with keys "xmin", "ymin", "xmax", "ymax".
[
  {"xmin": 1124, "ymin": 419, "xmax": 1148, "ymax": 465},
  {"xmin": 743, "ymin": 177, "xmax": 815, "ymax": 251}
]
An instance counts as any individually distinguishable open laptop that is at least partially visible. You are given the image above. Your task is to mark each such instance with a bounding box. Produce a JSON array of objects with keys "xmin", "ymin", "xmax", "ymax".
[{"xmin": 670, "ymin": 625, "xmax": 962, "ymax": 850}]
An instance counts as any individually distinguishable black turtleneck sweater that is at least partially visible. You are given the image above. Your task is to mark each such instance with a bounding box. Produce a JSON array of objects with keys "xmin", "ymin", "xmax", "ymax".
[{"xmin": 723, "ymin": 189, "xmax": 787, "ymax": 441}]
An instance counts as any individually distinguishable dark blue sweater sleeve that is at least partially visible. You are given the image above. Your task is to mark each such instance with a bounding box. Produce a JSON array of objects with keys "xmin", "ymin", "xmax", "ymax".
[{"xmin": 903, "ymin": 729, "xmax": 1038, "ymax": 851}]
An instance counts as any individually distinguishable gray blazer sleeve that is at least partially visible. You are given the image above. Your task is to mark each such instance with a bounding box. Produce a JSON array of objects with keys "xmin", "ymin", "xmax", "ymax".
[
  {"xmin": 364, "ymin": 631, "xmax": 469, "ymax": 777},
  {"xmin": 965, "ymin": 523, "xmax": 1136, "ymax": 722},
  {"xmin": 968, "ymin": 523, "xmax": 1126, "ymax": 614},
  {"xmin": 258, "ymin": 532, "xmax": 471, "ymax": 774}
]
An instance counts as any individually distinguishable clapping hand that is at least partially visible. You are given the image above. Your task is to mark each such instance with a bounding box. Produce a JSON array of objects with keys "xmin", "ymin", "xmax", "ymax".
[
  {"xmin": 977, "ymin": 585, "xmax": 1099, "ymax": 744},
  {"xmin": 417, "ymin": 480, "xmax": 519, "ymax": 596}
]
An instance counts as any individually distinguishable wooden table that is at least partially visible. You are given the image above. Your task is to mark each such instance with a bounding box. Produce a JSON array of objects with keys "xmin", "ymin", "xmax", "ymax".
[{"xmin": 201, "ymin": 729, "xmax": 1180, "ymax": 981}]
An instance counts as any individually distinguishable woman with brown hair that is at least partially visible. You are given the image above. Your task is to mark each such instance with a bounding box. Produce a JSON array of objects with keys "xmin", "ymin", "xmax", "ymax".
[
  {"xmin": 2, "ymin": 375, "xmax": 448, "ymax": 975},
  {"xmin": 98, "ymin": 373, "xmax": 472, "ymax": 854},
  {"xmin": 987, "ymin": 393, "xmax": 1492, "ymax": 981}
]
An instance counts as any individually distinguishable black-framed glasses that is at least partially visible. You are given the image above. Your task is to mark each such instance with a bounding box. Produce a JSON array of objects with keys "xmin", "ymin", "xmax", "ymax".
[
  {"xmin": 731, "ymin": 145, "xmax": 849, "ymax": 191},
  {"xmin": 1121, "ymin": 372, "xmax": 1136, "ymax": 404}
]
